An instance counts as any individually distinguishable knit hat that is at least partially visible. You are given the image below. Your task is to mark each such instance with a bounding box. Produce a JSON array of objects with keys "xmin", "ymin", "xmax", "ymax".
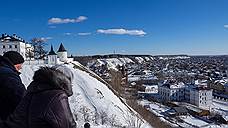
[
  {"xmin": 53, "ymin": 65, "xmax": 74, "ymax": 83},
  {"xmin": 3, "ymin": 51, "xmax": 24, "ymax": 65},
  {"xmin": 53, "ymin": 65, "xmax": 74, "ymax": 96}
]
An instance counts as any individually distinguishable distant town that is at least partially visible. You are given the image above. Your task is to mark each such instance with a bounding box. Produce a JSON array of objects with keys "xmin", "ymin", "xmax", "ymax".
[{"xmin": 75, "ymin": 53, "xmax": 228, "ymax": 127}]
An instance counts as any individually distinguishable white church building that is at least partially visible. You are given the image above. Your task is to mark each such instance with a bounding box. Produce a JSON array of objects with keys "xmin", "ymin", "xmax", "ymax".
[
  {"xmin": 57, "ymin": 43, "xmax": 68, "ymax": 62},
  {"xmin": 48, "ymin": 43, "xmax": 72, "ymax": 65},
  {"xmin": 0, "ymin": 34, "xmax": 73, "ymax": 65},
  {"xmin": 0, "ymin": 34, "xmax": 33, "ymax": 59},
  {"xmin": 47, "ymin": 45, "xmax": 58, "ymax": 65}
]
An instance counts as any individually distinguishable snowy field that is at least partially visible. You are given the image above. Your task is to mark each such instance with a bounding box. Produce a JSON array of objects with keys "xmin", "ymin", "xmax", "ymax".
[{"xmin": 20, "ymin": 61, "xmax": 152, "ymax": 128}]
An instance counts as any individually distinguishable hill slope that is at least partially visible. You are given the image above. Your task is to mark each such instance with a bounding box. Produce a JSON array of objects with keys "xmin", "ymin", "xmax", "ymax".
[{"xmin": 20, "ymin": 61, "xmax": 152, "ymax": 128}]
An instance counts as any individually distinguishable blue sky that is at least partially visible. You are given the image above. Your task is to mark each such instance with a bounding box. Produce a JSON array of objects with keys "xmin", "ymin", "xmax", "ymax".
[{"xmin": 1, "ymin": 0, "xmax": 228, "ymax": 55}]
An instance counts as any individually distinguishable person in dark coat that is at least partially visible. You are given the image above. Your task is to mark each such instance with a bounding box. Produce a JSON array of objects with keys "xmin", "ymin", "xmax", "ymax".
[
  {"xmin": 5, "ymin": 65, "xmax": 76, "ymax": 128},
  {"xmin": 0, "ymin": 51, "xmax": 25, "ymax": 120}
]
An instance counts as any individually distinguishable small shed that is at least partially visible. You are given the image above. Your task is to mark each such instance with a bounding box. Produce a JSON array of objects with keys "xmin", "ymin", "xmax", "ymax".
[
  {"xmin": 166, "ymin": 107, "xmax": 188, "ymax": 117},
  {"xmin": 173, "ymin": 107, "xmax": 188, "ymax": 116}
]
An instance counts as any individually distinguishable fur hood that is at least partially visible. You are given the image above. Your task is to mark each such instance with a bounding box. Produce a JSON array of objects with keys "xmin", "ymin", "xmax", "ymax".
[{"xmin": 27, "ymin": 67, "xmax": 73, "ymax": 96}]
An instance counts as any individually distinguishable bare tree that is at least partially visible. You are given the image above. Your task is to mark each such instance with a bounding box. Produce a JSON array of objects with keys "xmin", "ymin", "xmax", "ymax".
[
  {"xmin": 100, "ymin": 110, "xmax": 108, "ymax": 125},
  {"xmin": 25, "ymin": 46, "xmax": 34, "ymax": 61},
  {"xmin": 123, "ymin": 111, "xmax": 144, "ymax": 128},
  {"xmin": 109, "ymin": 69, "xmax": 123, "ymax": 94},
  {"xmin": 92, "ymin": 111, "xmax": 99, "ymax": 125},
  {"xmin": 108, "ymin": 114, "xmax": 119, "ymax": 127},
  {"xmin": 73, "ymin": 110, "xmax": 79, "ymax": 121},
  {"xmin": 79, "ymin": 106, "xmax": 90, "ymax": 122},
  {"xmin": 30, "ymin": 38, "xmax": 47, "ymax": 59}
]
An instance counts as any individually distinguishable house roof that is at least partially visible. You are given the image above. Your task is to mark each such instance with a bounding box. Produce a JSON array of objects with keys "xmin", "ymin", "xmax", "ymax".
[
  {"xmin": 48, "ymin": 45, "xmax": 57, "ymax": 55},
  {"xmin": 173, "ymin": 107, "xmax": 188, "ymax": 113},
  {"xmin": 161, "ymin": 82, "xmax": 185, "ymax": 89},
  {"xmin": 0, "ymin": 34, "xmax": 25, "ymax": 42},
  {"xmin": 57, "ymin": 43, "xmax": 67, "ymax": 52},
  {"xmin": 192, "ymin": 86, "xmax": 212, "ymax": 91}
]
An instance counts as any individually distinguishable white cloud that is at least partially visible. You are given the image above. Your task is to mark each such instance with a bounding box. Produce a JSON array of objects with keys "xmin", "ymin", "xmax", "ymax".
[
  {"xmin": 49, "ymin": 26, "xmax": 57, "ymax": 29},
  {"xmin": 40, "ymin": 37, "xmax": 53, "ymax": 41},
  {"xmin": 64, "ymin": 33, "xmax": 72, "ymax": 36},
  {"xmin": 78, "ymin": 32, "xmax": 91, "ymax": 36},
  {"xmin": 224, "ymin": 24, "xmax": 228, "ymax": 28},
  {"xmin": 76, "ymin": 16, "xmax": 88, "ymax": 22},
  {"xmin": 46, "ymin": 37, "xmax": 53, "ymax": 40},
  {"xmin": 97, "ymin": 28, "xmax": 146, "ymax": 36},
  {"xmin": 48, "ymin": 16, "xmax": 88, "ymax": 24}
]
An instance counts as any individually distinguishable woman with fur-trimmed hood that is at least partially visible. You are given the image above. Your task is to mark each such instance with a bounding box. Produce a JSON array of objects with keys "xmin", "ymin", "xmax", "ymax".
[{"xmin": 5, "ymin": 65, "xmax": 76, "ymax": 128}]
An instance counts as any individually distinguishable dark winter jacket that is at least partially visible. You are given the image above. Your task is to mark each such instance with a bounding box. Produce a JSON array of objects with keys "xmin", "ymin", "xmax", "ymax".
[
  {"xmin": 5, "ymin": 67, "xmax": 76, "ymax": 128},
  {"xmin": 0, "ymin": 56, "xmax": 26, "ymax": 120}
]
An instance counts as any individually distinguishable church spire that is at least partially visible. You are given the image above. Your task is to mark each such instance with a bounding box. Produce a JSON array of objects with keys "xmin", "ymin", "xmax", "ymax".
[
  {"xmin": 48, "ymin": 45, "xmax": 57, "ymax": 55},
  {"xmin": 57, "ymin": 43, "xmax": 67, "ymax": 52}
]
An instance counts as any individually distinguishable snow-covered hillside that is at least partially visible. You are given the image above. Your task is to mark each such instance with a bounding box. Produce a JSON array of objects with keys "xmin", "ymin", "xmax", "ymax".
[
  {"xmin": 87, "ymin": 57, "xmax": 135, "ymax": 70},
  {"xmin": 20, "ymin": 61, "xmax": 152, "ymax": 128},
  {"xmin": 86, "ymin": 56, "xmax": 190, "ymax": 71}
]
